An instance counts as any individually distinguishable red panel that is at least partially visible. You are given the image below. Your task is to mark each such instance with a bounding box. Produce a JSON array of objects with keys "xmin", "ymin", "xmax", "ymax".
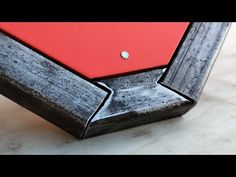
[{"xmin": 0, "ymin": 22, "xmax": 189, "ymax": 79}]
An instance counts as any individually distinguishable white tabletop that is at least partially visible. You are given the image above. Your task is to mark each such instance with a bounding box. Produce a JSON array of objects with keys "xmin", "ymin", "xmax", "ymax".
[{"xmin": 0, "ymin": 23, "xmax": 236, "ymax": 154}]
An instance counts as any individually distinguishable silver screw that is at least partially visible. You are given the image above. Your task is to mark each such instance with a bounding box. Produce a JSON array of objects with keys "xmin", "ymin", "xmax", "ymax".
[{"xmin": 120, "ymin": 51, "xmax": 129, "ymax": 59}]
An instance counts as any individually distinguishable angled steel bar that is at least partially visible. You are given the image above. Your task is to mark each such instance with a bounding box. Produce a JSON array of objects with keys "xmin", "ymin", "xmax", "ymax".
[
  {"xmin": 160, "ymin": 22, "xmax": 231, "ymax": 101},
  {"xmin": 0, "ymin": 32, "xmax": 108, "ymax": 138}
]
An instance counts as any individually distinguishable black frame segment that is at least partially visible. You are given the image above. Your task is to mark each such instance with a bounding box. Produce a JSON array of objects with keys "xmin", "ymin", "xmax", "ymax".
[
  {"xmin": 160, "ymin": 22, "xmax": 231, "ymax": 101},
  {"xmin": 0, "ymin": 33, "xmax": 108, "ymax": 138}
]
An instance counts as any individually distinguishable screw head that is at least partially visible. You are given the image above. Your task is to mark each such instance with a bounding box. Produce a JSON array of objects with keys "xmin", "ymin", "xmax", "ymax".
[{"xmin": 120, "ymin": 51, "xmax": 129, "ymax": 59}]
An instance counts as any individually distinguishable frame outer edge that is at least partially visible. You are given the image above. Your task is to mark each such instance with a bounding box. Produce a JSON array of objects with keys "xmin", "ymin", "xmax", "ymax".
[
  {"xmin": 0, "ymin": 32, "xmax": 108, "ymax": 138},
  {"xmin": 160, "ymin": 22, "xmax": 231, "ymax": 101}
]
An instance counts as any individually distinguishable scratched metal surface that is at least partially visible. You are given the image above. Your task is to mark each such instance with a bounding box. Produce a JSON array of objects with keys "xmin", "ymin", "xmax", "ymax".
[
  {"xmin": 161, "ymin": 22, "xmax": 231, "ymax": 101},
  {"xmin": 0, "ymin": 33, "xmax": 108, "ymax": 138},
  {"xmin": 0, "ymin": 23, "xmax": 235, "ymax": 154},
  {"xmin": 84, "ymin": 69, "xmax": 192, "ymax": 138}
]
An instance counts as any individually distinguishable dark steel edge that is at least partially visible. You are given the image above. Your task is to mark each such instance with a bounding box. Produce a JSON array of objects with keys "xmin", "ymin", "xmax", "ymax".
[
  {"xmin": 160, "ymin": 22, "xmax": 231, "ymax": 101},
  {"xmin": 0, "ymin": 32, "xmax": 109, "ymax": 138}
]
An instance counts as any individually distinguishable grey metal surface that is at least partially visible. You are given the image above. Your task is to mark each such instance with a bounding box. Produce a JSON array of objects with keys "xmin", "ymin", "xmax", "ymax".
[
  {"xmin": 160, "ymin": 22, "xmax": 231, "ymax": 101},
  {"xmin": 0, "ymin": 32, "xmax": 108, "ymax": 138},
  {"xmin": 84, "ymin": 69, "xmax": 193, "ymax": 138}
]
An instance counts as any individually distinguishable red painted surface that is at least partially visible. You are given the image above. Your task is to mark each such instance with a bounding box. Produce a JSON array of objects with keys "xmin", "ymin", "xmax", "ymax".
[{"xmin": 0, "ymin": 22, "xmax": 189, "ymax": 79}]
